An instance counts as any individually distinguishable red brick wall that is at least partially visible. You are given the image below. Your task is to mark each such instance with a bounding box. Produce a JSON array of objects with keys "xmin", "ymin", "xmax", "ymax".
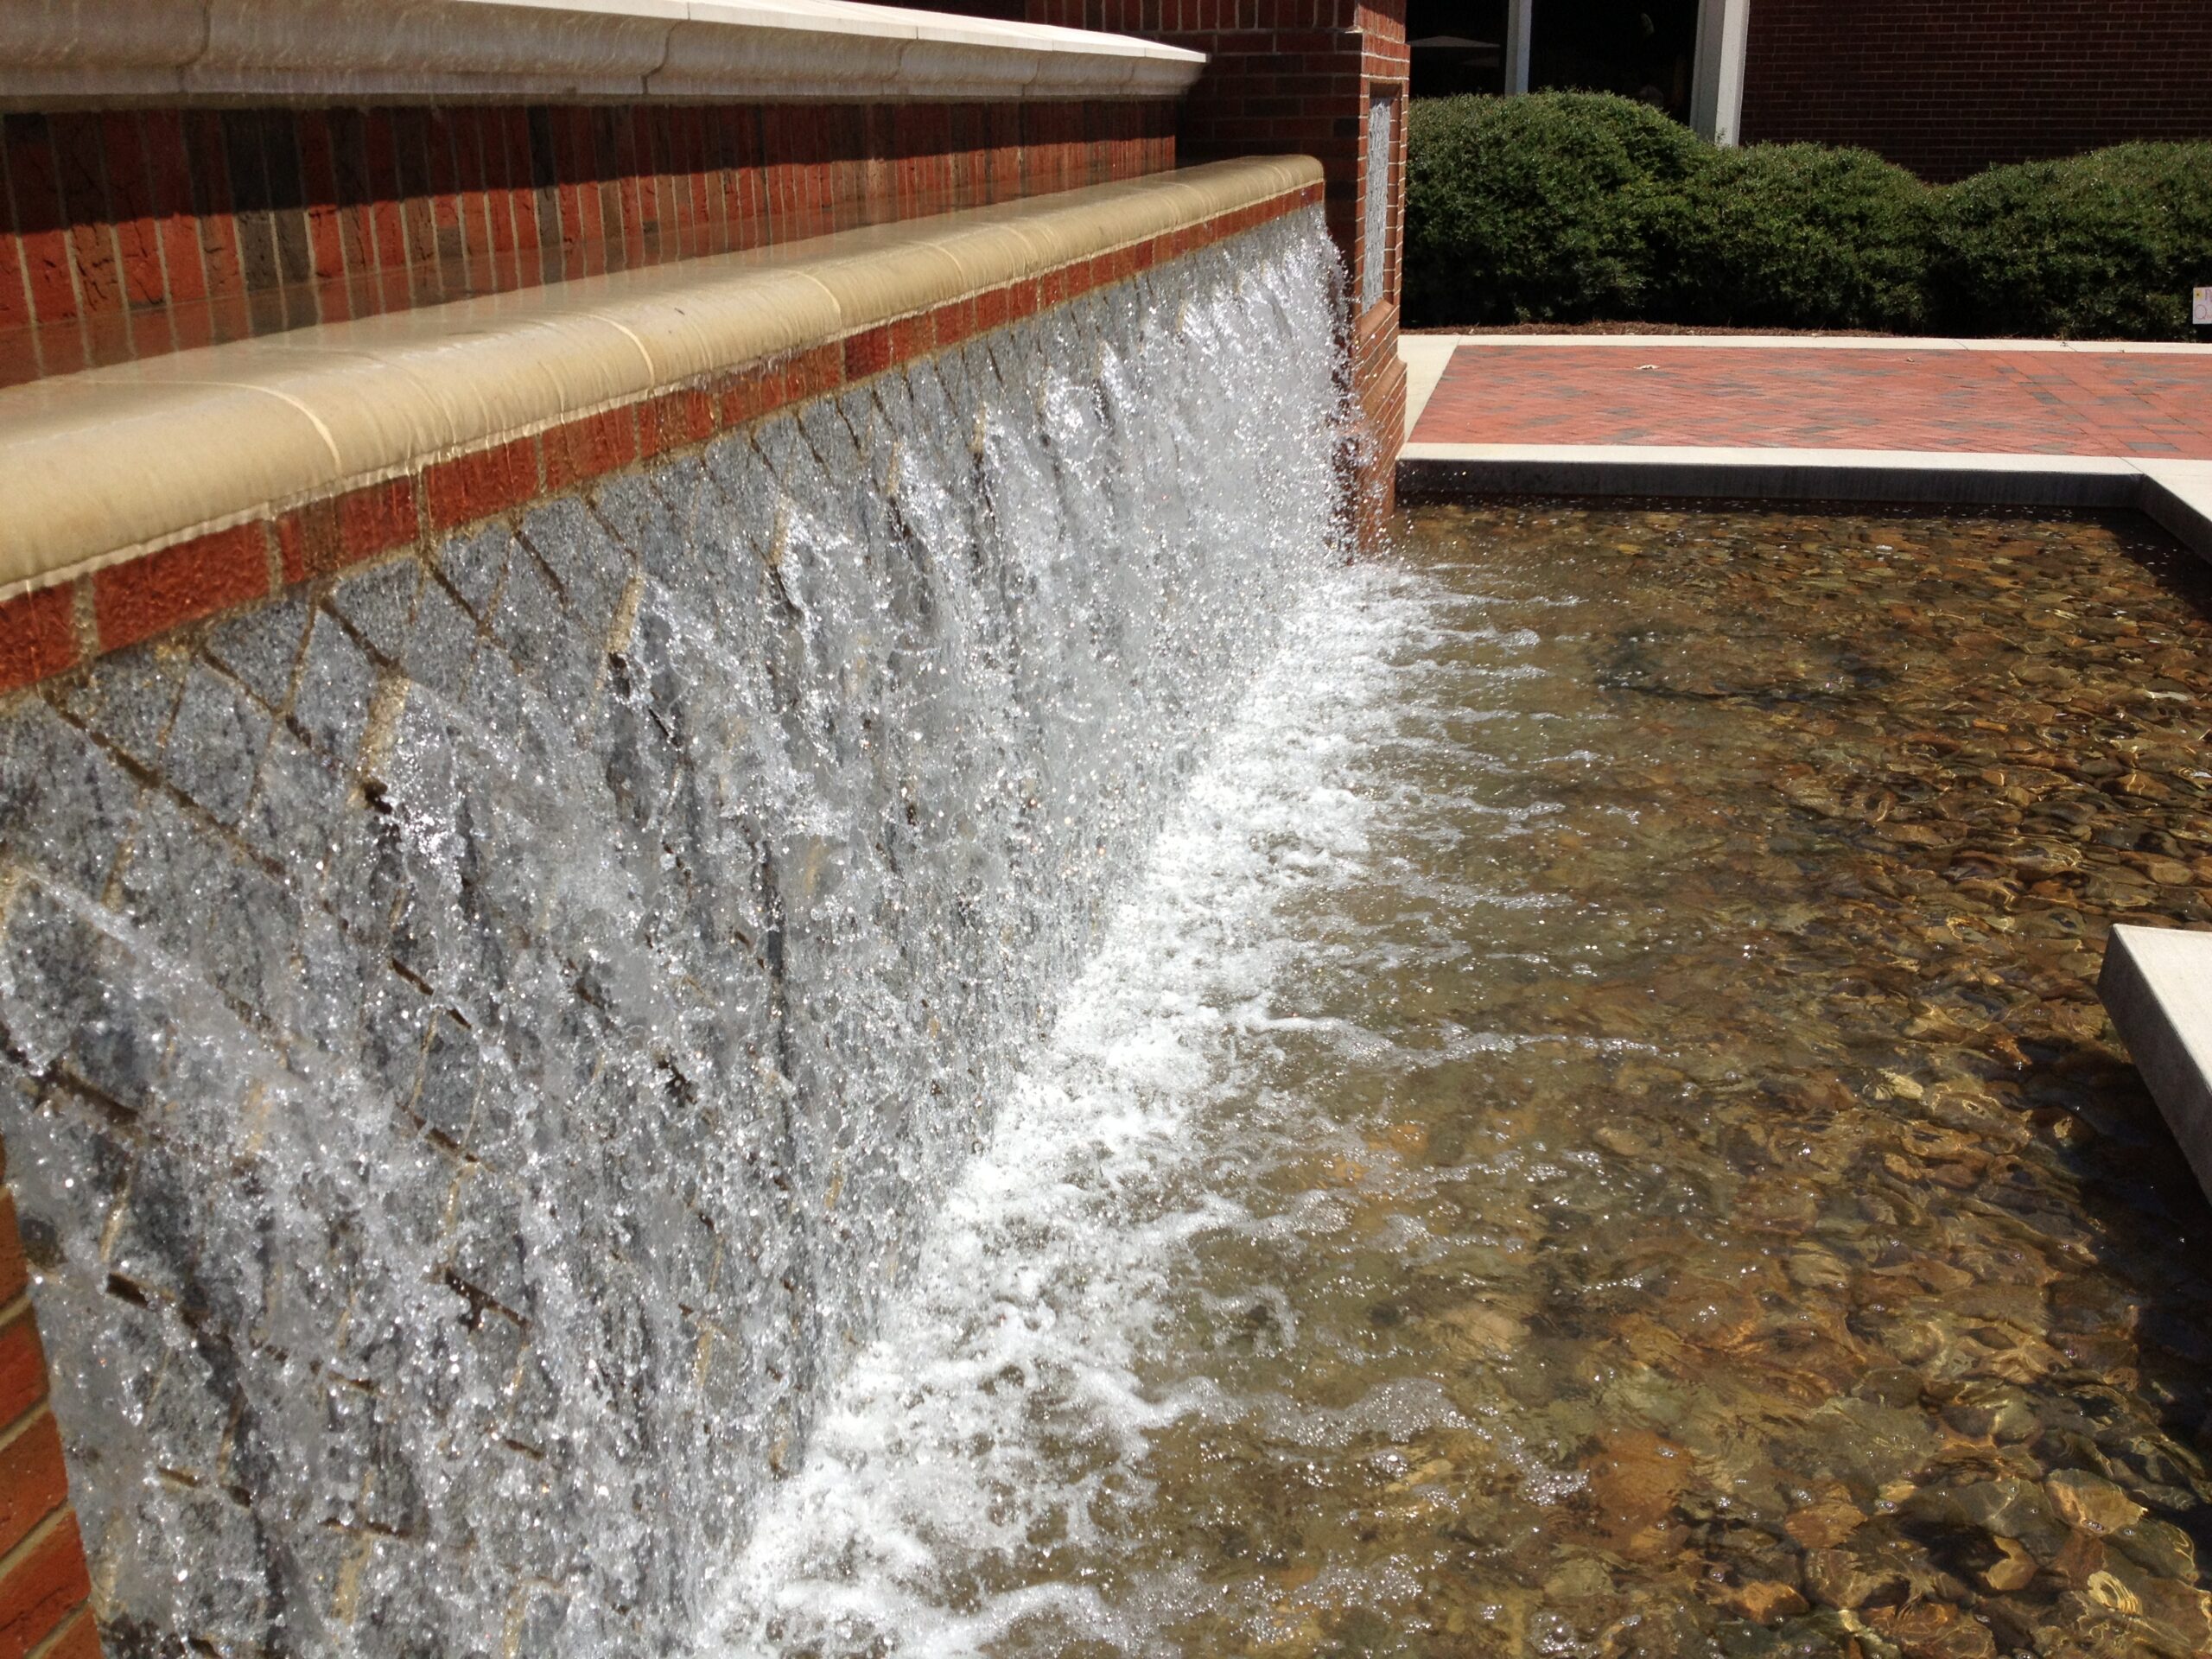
[
  {"xmin": 0, "ymin": 1177, "xmax": 94, "ymax": 1659},
  {"xmin": 0, "ymin": 83, "xmax": 1228, "ymax": 1659},
  {"xmin": 1355, "ymin": 0, "xmax": 1408, "ymax": 522},
  {"xmin": 0, "ymin": 163, "xmax": 1316, "ymax": 1659},
  {"xmin": 1351, "ymin": 296, "xmax": 1406, "ymax": 532},
  {"xmin": 1739, "ymin": 0, "xmax": 2212, "ymax": 181},
  {"xmin": 0, "ymin": 101, "xmax": 1178, "ymax": 386}
]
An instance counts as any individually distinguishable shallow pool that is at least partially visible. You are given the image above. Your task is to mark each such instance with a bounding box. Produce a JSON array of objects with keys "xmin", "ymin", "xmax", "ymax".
[{"xmin": 719, "ymin": 504, "xmax": 2212, "ymax": 1659}]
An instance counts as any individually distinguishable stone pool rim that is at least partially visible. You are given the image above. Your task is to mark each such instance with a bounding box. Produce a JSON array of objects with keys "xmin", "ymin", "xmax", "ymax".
[
  {"xmin": 0, "ymin": 0, "xmax": 1208, "ymax": 110},
  {"xmin": 2100, "ymin": 925, "xmax": 2212, "ymax": 1206},
  {"xmin": 0, "ymin": 154, "xmax": 1323, "ymax": 693},
  {"xmin": 1393, "ymin": 334, "xmax": 2212, "ymax": 566},
  {"xmin": 1394, "ymin": 446, "xmax": 2212, "ymax": 563}
]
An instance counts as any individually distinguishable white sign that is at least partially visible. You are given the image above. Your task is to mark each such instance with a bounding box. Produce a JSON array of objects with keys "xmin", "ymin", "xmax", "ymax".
[{"xmin": 2197, "ymin": 285, "xmax": 2212, "ymax": 327}]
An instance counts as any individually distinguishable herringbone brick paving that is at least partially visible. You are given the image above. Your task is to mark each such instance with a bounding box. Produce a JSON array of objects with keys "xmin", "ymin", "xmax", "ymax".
[{"xmin": 1411, "ymin": 345, "xmax": 2212, "ymax": 459}]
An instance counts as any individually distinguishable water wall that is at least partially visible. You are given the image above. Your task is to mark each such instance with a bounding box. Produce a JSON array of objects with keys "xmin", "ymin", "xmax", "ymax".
[
  {"xmin": 0, "ymin": 3, "xmax": 1414, "ymax": 1650},
  {"xmin": 0, "ymin": 165, "xmax": 1345, "ymax": 1657}
]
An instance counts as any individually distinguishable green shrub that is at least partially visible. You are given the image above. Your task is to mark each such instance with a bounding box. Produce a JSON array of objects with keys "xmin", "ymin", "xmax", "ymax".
[
  {"xmin": 1655, "ymin": 144, "xmax": 1933, "ymax": 332},
  {"xmin": 1403, "ymin": 92, "xmax": 2212, "ymax": 340},
  {"xmin": 1402, "ymin": 92, "xmax": 1707, "ymax": 327},
  {"xmin": 1930, "ymin": 143, "xmax": 2212, "ymax": 340}
]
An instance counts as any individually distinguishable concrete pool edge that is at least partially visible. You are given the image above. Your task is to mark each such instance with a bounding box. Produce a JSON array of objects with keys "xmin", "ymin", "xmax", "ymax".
[
  {"xmin": 2100, "ymin": 926, "xmax": 2212, "ymax": 1205},
  {"xmin": 1395, "ymin": 444, "xmax": 2212, "ymax": 565},
  {"xmin": 1393, "ymin": 333, "xmax": 2212, "ymax": 563}
]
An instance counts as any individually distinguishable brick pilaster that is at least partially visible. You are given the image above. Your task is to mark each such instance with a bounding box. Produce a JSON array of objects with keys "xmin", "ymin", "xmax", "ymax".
[
  {"xmin": 0, "ymin": 1184, "xmax": 97, "ymax": 1659},
  {"xmin": 943, "ymin": 0, "xmax": 1410, "ymax": 538}
]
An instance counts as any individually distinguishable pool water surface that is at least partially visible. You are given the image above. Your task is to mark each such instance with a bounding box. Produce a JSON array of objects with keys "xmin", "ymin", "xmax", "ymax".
[{"xmin": 729, "ymin": 504, "xmax": 2212, "ymax": 1659}]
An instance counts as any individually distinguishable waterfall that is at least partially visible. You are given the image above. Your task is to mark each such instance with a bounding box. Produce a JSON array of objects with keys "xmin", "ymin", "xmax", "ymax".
[
  {"xmin": 0, "ymin": 208, "xmax": 1348, "ymax": 1656},
  {"xmin": 705, "ymin": 550, "xmax": 1420, "ymax": 1658}
]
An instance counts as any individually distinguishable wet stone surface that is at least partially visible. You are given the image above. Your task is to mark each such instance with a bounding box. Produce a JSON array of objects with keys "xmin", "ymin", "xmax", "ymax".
[{"xmin": 745, "ymin": 505, "xmax": 2212, "ymax": 1657}]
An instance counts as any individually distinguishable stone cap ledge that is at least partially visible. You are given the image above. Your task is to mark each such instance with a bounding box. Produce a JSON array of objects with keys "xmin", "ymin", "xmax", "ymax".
[
  {"xmin": 0, "ymin": 0, "xmax": 1206, "ymax": 108},
  {"xmin": 2101, "ymin": 925, "xmax": 2212, "ymax": 1205},
  {"xmin": 0, "ymin": 154, "xmax": 1322, "ymax": 612}
]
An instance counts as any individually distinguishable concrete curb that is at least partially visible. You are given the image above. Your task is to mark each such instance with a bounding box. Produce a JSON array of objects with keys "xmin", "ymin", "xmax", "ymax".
[
  {"xmin": 1398, "ymin": 332, "xmax": 2212, "ymax": 356},
  {"xmin": 1395, "ymin": 442, "xmax": 2212, "ymax": 563},
  {"xmin": 2140, "ymin": 461, "xmax": 2212, "ymax": 558},
  {"xmin": 2101, "ymin": 926, "xmax": 2212, "ymax": 1206}
]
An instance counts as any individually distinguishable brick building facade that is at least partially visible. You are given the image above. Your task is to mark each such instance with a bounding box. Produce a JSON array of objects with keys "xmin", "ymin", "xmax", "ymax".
[
  {"xmin": 1738, "ymin": 0, "xmax": 2212, "ymax": 181},
  {"xmin": 1465, "ymin": 0, "xmax": 2211, "ymax": 181}
]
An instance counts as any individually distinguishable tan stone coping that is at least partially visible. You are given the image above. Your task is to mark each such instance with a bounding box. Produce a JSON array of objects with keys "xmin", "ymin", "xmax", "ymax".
[
  {"xmin": 0, "ymin": 0, "xmax": 1205, "ymax": 109},
  {"xmin": 0, "ymin": 155, "xmax": 1319, "ymax": 632}
]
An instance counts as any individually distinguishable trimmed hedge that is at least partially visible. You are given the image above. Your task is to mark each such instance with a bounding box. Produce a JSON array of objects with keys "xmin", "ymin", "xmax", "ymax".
[
  {"xmin": 1932, "ymin": 144, "xmax": 2212, "ymax": 340},
  {"xmin": 1402, "ymin": 93, "xmax": 1703, "ymax": 327},
  {"xmin": 1404, "ymin": 92, "xmax": 2212, "ymax": 340},
  {"xmin": 1656, "ymin": 144, "xmax": 1935, "ymax": 333}
]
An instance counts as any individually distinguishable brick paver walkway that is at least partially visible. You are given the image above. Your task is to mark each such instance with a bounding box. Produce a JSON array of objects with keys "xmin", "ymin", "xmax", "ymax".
[{"xmin": 1410, "ymin": 345, "xmax": 2212, "ymax": 459}]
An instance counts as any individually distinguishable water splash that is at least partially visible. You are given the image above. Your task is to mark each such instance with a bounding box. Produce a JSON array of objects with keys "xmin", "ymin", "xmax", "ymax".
[{"xmin": 709, "ymin": 560, "xmax": 1431, "ymax": 1656}]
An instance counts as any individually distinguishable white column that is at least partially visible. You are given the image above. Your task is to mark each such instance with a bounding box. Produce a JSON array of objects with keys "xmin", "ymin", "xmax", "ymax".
[
  {"xmin": 1691, "ymin": 0, "xmax": 1751, "ymax": 145},
  {"xmin": 1503, "ymin": 0, "xmax": 1533, "ymax": 94}
]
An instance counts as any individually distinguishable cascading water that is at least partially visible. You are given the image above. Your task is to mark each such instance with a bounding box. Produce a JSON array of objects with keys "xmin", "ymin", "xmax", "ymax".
[
  {"xmin": 707, "ymin": 554, "xmax": 1425, "ymax": 1657},
  {"xmin": 710, "ymin": 504, "xmax": 2212, "ymax": 1659},
  {"xmin": 0, "ymin": 211, "xmax": 1348, "ymax": 1656}
]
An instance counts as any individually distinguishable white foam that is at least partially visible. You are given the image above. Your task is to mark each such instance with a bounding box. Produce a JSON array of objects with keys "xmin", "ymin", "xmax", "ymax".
[{"xmin": 708, "ymin": 563, "xmax": 1446, "ymax": 1656}]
